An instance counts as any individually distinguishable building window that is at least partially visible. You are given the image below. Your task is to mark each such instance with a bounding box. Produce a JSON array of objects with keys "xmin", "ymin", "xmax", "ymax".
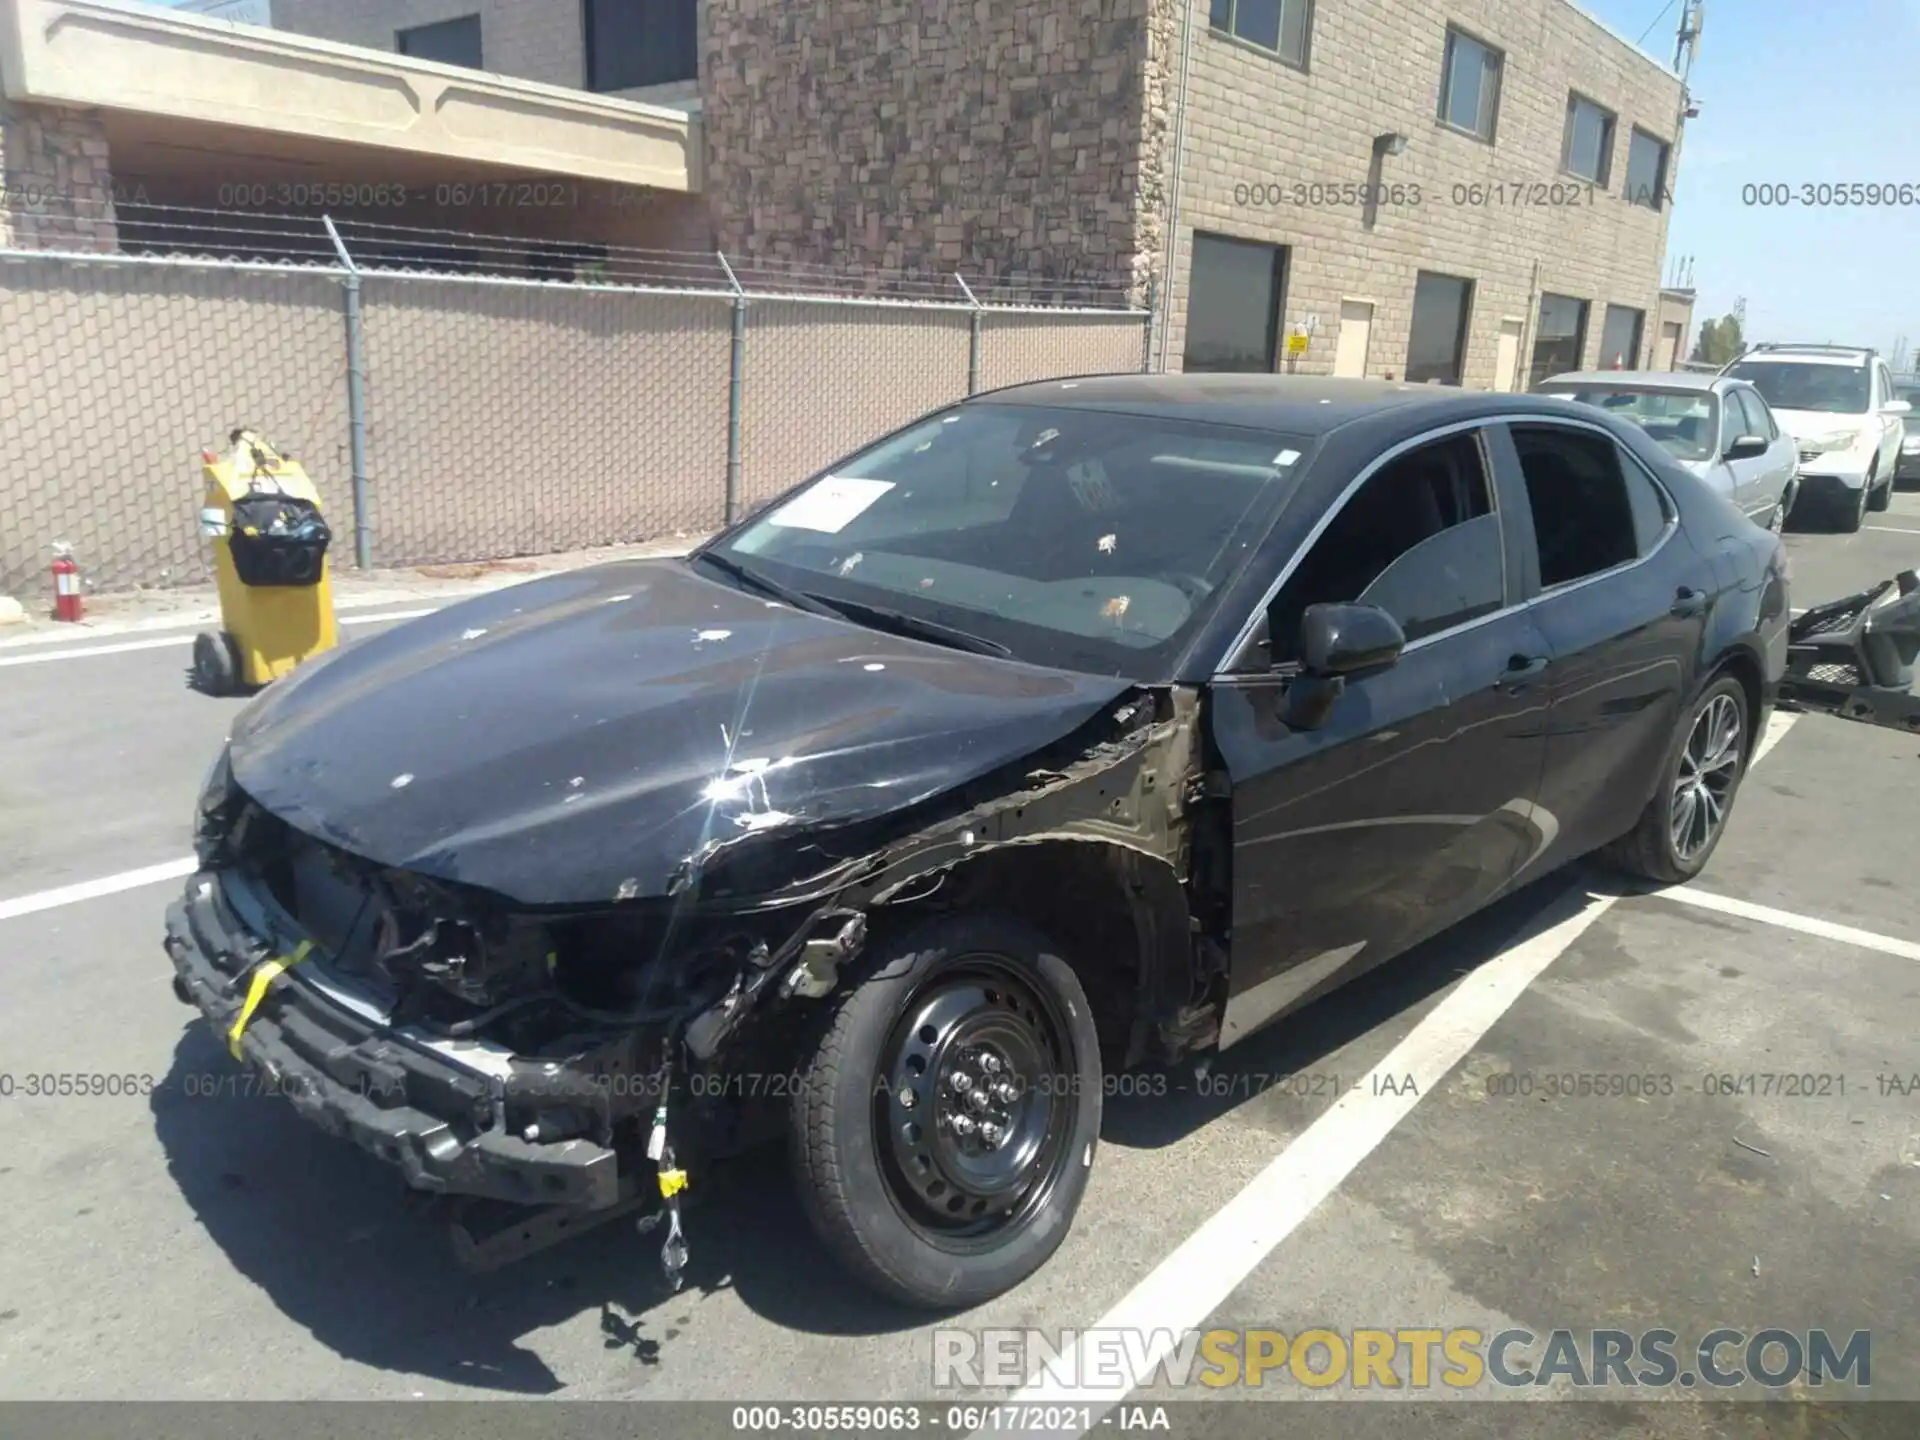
[
  {"xmin": 1625, "ymin": 127, "xmax": 1670, "ymax": 209},
  {"xmin": 397, "ymin": 15, "xmax": 482, "ymax": 67},
  {"xmin": 1406, "ymin": 271, "xmax": 1475, "ymax": 385},
  {"xmin": 1599, "ymin": 305, "xmax": 1645, "ymax": 370},
  {"xmin": 1183, "ymin": 233, "xmax": 1286, "ymax": 374},
  {"xmin": 1530, "ymin": 293, "xmax": 1591, "ymax": 388},
  {"xmin": 1208, "ymin": 0, "xmax": 1313, "ymax": 67},
  {"xmin": 1562, "ymin": 94, "xmax": 1615, "ymax": 184},
  {"xmin": 1437, "ymin": 27, "xmax": 1502, "ymax": 141},
  {"xmin": 584, "ymin": 0, "xmax": 698, "ymax": 91}
]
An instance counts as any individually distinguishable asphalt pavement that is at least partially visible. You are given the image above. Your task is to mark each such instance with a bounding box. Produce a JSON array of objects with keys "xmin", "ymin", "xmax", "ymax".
[{"xmin": 0, "ymin": 497, "xmax": 1916, "ymax": 1435}]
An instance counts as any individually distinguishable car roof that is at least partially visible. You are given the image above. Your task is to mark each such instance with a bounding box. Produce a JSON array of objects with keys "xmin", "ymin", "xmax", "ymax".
[
  {"xmin": 969, "ymin": 373, "xmax": 1601, "ymax": 438},
  {"xmin": 1537, "ymin": 370, "xmax": 1731, "ymax": 394},
  {"xmin": 1728, "ymin": 350, "xmax": 1871, "ymax": 367}
]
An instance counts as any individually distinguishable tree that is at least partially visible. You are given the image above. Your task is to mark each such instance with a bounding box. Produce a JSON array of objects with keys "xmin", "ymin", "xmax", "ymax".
[{"xmin": 1689, "ymin": 312, "xmax": 1745, "ymax": 366}]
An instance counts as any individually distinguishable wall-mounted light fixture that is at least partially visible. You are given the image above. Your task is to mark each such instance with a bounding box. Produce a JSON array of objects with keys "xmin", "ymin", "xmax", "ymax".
[{"xmin": 1364, "ymin": 134, "xmax": 1410, "ymax": 229}]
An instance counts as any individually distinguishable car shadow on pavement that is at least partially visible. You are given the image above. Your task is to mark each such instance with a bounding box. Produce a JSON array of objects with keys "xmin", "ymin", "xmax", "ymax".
[
  {"xmin": 150, "ymin": 1024, "xmax": 925, "ymax": 1393},
  {"xmin": 1099, "ymin": 872, "xmax": 1584, "ymax": 1150}
]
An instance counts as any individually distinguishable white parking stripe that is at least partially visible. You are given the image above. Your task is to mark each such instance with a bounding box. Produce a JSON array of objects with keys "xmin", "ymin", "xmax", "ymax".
[
  {"xmin": 0, "ymin": 607, "xmax": 436, "ymax": 668},
  {"xmin": 1655, "ymin": 886, "xmax": 1920, "ymax": 963},
  {"xmin": 0, "ymin": 634, "xmax": 191, "ymax": 666},
  {"xmin": 1751, "ymin": 709, "xmax": 1798, "ymax": 767},
  {"xmin": 975, "ymin": 890, "xmax": 1622, "ymax": 1435},
  {"xmin": 0, "ymin": 857, "xmax": 197, "ymax": 923},
  {"xmin": 979, "ymin": 712, "xmax": 1802, "ymax": 1439},
  {"xmin": 343, "ymin": 608, "xmax": 435, "ymax": 626}
]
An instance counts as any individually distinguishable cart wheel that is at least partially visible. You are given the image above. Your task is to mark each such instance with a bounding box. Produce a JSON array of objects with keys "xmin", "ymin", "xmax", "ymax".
[{"xmin": 192, "ymin": 632, "xmax": 241, "ymax": 696}]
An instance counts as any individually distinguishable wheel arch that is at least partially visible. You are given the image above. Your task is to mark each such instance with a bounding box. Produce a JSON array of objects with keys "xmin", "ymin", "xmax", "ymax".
[
  {"xmin": 1704, "ymin": 641, "xmax": 1768, "ymax": 762},
  {"xmin": 868, "ymin": 839, "xmax": 1197, "ymax": 1072}
]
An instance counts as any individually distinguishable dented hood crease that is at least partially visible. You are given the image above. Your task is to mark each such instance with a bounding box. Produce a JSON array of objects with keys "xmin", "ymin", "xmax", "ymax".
[{"xmin": 227, "ymin": 559, "xmax": 1134, "ymax": 906}]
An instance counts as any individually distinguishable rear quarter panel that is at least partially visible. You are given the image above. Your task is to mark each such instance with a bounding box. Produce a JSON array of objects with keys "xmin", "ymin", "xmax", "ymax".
[{"xmin": 1618, "ymin": 422, "xmax": 1790, "ymax": 703}]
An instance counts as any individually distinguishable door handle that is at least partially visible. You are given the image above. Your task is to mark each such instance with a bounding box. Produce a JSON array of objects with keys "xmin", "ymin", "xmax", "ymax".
[
  {"xmin": 1499, "ymin": 654, "xmax": 1550, "ymax": 690},
  {"xmin": 1671, "ymin": 587, "xmax": 1708, "ymax": 618}
]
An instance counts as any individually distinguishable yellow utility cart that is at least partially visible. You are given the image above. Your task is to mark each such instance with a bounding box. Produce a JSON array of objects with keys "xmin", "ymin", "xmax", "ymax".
[{"xmin": 193, "ymin": 429, "xmax": 338, "ymax": 696}]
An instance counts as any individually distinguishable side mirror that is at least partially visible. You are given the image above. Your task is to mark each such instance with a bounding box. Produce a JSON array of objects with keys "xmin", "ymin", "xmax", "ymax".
[
  {"xmin": 1884, "ymin": 400, "xmax": 1913, "ymax": 416},
  {"xmin": 1297, "ymin": 602, "xmax": 1406, "ymax": 678},
  {"xmin": 1275, "ymin": 603, "xmax": 1405, "ymax": 731},
  {"xmin": 1724, "ymin": 435, "xmax": 1769, "ymax": 461}
]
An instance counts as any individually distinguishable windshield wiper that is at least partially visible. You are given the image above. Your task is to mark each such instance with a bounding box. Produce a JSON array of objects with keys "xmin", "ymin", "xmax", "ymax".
[
  {"xmin": 692, "ymin": 549, "xmax": 841, "ymax": 617},
  {"xmin": 693, "ymin": 552, "xmax": 1010, "ymax": 656},
  {"xmin": 817, "ymin": 596, "xmax": 1012, "ymax": 657}
]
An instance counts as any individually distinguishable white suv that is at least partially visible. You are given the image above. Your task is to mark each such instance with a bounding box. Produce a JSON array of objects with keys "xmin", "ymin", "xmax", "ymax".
[{"xmin": 1720, "ymin": 345, "xmax": 1908, "ymax": 531}]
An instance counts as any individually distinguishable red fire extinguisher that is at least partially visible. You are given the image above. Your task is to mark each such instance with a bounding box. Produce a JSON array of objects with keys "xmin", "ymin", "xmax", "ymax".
[{"xmin": 51, "ymin": 542, "xmax": 84, "ymax": 623}]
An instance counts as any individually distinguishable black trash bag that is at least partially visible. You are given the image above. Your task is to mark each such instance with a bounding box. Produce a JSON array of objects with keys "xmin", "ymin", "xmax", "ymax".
[{"xmin": 227, "ymin": 491, "xmax": 332, "ymax": 588}]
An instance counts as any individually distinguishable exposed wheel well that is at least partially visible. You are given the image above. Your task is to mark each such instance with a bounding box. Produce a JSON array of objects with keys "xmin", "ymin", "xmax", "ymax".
[{"xmin": 874, "ymin": 842, "xmax": 1193, "ymax": 1069}]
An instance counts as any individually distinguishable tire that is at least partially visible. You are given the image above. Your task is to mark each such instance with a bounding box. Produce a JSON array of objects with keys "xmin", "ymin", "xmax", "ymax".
[
  {"xmin": 1868, "ymin": 472, "xmax": 1893, "ymax": 512},
  {"xmin": 1835, "ymin": 478, "xmax": 1867, "ymax": 533},
  {"xmin": 1601, "ymin": 674, "xmax": 1751, "ymax": 885},
  {"xmin": 789, "ymin": 911, "xmax": 1102, "ymax": 1310},
  {"xmin": 191, "ymin": 631, "xmax": 241, "ymax": 696},
  {"xmin": 1765, "ymin": 480, "xmax": 1794, "ymax": 535}
]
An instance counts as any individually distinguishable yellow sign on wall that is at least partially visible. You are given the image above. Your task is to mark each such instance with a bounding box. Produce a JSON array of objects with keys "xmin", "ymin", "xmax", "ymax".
[{"xmin": 1285, "ymin": 331, "xmax": 1310, "ymax": 356}]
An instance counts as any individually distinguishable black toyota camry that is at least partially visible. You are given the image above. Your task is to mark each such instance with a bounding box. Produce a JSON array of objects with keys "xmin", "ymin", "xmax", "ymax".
[{"xmin": 167, "ymin": 375, "xmax": 1790, "ymax": 1308}]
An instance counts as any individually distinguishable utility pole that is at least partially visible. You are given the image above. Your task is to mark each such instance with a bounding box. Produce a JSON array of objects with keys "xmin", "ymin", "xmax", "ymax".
[
  {"xmin": 1672, "ymin": 1, "xmax": 1705, "ymax": 178},
  {"xmin": 1674, "ymin": 0, "xmax": 1705, "ymax": 78}
]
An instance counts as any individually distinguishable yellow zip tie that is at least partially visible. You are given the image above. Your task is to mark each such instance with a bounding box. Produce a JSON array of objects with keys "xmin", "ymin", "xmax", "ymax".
[
  {"xmin": 227, "ymin": 941, "xmax": 312, "ymax": 1061},
  {"xmin": 657, "ymin": 1167, "xmax": 688, "ymax": 1199}
]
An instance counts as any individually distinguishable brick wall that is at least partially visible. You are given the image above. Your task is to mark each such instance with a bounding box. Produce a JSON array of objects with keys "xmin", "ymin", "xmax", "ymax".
[
  {"xmin": 0, "ymin": 99, "xmax": 119, "ymax": 252},
  {"xmin": 1163, "ymin": 0, "xmax": 1684, "ymax": 386},
  {"xmin": 700, "ymin": 0, "xmax": 1164, "ymax": 301}
]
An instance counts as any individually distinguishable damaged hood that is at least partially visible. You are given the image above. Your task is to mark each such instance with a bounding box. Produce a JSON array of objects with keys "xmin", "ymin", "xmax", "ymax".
[{"xmin": 227, "ymin": 558, "xmax": 1134, "ymax": 906}]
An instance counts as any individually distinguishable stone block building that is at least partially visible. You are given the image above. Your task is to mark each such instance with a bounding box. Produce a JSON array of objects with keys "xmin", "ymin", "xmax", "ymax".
[
  {"xmin": 267, "ymin": 0, "xmax": 1693, "ymax": 383},
  {"xmin": 3, "ymin": 0, "xmax": 1694, "ymax": 379}
]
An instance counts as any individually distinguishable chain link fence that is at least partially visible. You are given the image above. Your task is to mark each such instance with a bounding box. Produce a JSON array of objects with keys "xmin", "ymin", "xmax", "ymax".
[{"xmin": 0, "ymin": 204, "xmax": 1150, "ymax": 597}]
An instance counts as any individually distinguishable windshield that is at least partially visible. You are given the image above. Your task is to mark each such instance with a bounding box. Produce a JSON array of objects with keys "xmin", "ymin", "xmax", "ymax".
[
  {"xmin": 1538, "ymin": 385, "xmax": 1717, "ymax": 461},
  {"xmin": 704, "ymin": 402, "xmax": 1310, "ymax": 676},
  {"xmin": 1725, "ymin": 360, "xmax": 1871, "ymax": 416}
]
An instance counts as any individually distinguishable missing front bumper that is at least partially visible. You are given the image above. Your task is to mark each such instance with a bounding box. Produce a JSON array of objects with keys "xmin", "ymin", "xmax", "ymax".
[
  {"xmin": 162, "ymin": 872, "xmax": 626, "ymax": 1211},
  {"xmin": 1780, "ymin": 572, "xmax": 1920, "ymax": 735}
]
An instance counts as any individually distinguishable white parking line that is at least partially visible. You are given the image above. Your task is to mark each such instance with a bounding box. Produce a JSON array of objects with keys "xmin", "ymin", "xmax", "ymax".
[
  {"xmin": 1866, "ymin": 524, "xmax": 1920, "ymax": 535},
  {"xmin": 1751, "ymin": 708, "xmax": 1797, "ymax": 767},
  {"xmin": 980, "ymin": 710, "xmax": 1802, "ymax": 1439},
  {"xmin": 1655, "ymin": 886, "xmax": 1920, "ymax": 963},
  {"xmin": 0, "ymin": 607, "xmax": 436, "ymax": 668},
  {"xmin": 978, "ymin": 891, "xmax": 1622, "ymax": 1434},
  {"xmin": 0, "ymin": 858, "xmax": 197, "ymax": 923}
]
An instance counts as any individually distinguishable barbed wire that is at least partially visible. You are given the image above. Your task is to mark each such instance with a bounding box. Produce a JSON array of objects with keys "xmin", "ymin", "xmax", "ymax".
[{"xmin": 0, "ymin": 196, "xmax": 1142, "ymax": 310}]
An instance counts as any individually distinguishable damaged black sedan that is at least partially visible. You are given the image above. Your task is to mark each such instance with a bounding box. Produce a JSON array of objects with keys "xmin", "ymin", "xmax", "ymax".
[{"xmin": 167, "ymin": 376, "xmax": 1790, "ymax": 1308}]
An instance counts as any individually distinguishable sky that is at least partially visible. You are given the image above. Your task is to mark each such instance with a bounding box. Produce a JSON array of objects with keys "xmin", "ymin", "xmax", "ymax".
[{"xmin": 1578, "ymin": 0, "xmax": 1920, "ymax": 361}]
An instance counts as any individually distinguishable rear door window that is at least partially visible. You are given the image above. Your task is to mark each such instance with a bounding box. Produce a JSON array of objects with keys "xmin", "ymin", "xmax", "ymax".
[{"xmin": 1509, "ymin": 423, "xmax": 1667, "ymax": 587}]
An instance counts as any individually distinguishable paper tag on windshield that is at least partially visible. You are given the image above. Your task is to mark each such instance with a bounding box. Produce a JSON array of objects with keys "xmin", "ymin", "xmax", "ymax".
[{"xmin": 765, "ymin": 476, "xmax": 894, "ymax": 533}]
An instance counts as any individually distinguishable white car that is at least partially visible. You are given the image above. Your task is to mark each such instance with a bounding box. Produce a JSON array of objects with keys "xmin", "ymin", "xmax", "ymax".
[
  {"xmin": 1533, "ymin": 371, "xmax": 1800, "ymax": 532},
  {"xmin": 1720, "ymin": 345, "xmax": 1908, "ymax": 532}
]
